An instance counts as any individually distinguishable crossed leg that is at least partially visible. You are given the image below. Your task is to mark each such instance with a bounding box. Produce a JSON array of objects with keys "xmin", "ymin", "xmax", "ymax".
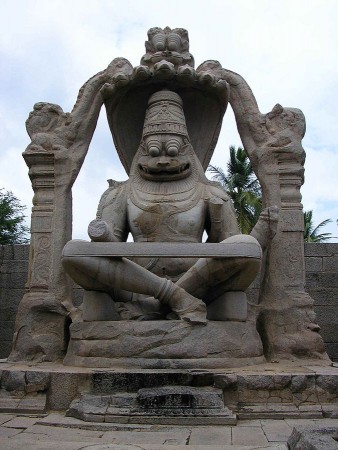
[
  {"xmin": 62, "ymin": 241, "xmax": 207, "ymax": 324},
  {"xmin": 62, "ymin": 234, "xmax": 261, "ymax": 324},
  {"xmin": 177, "ymin": 245, "xmax": 261, "ymax": 304}
]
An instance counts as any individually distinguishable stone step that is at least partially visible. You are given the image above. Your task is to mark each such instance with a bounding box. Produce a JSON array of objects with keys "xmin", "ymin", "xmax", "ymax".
[
  {"xmin": 67, "ymin": 386, "xmax": 237, "ymax": 425},
  {"xmin": 0, "ymin": 390, "xmax": 46, "ymax": 414},
  {"xmin": 238, "ymin": 403, "xmax": 324, "ymax": 419}
]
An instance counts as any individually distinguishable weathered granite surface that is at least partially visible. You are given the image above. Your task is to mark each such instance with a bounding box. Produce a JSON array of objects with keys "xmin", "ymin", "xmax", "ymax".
[
  {"xmin": 64, "ymin": 320, "xmax": 264, "ymax": 369},
  {"xmin": 6, "ymin": 26, "xmax": 330, "ymax": 366},
  {"xmin": 66, "ymin": 386, "xmax": 237, "ymax": 425},
  {"xmin": 305, "ymin": 244, "xmax": 338, "ymax": 362},
  {"xmin": 288, "ymin": 425, "xmax": 338, "ymax": 449},
  {"xmin": 4, "ymin": 410, "xmax": 338, "ymax": 448},
  {"xmin": 62, "ymin": 88, "xmax": 267, "ymax": 335},
  {"xmin": 0, "ymin": 245, "xmax": 29, "ymax": 358},
  {"xmin": 1, "ymin": 360, "xmax": 337, "ymax": 419},
  {"xmin": 1, "ymin": 243, "xmax": 338, "ymax": 360}
]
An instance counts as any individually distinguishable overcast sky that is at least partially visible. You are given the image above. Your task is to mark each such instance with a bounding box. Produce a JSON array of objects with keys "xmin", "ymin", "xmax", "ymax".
[{"xmin": 1, "ymin": 0, "xmax": 337, "ymax": 241}]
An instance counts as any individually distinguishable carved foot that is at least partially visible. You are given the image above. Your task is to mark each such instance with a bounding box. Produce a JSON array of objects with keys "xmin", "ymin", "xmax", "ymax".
[{"xmin": 168, "ymin": 286, "xmax": 207, "ymax": 325}]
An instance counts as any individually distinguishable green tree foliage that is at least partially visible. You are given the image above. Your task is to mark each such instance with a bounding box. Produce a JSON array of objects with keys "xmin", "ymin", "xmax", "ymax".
[
  {"xmin": 208, "ymin": 147, "xmax": 335, "ymax": 242},
  {"xmin": 208, "ymin": 146, "xmax": 262, "ymax": 234},
  {"xmin": 0, "ymin": 188, "xmax": 30, "ymax": 244},
  {"xmin": 303, "ymin": 210, "xmax": 335, "ymax": 243}
]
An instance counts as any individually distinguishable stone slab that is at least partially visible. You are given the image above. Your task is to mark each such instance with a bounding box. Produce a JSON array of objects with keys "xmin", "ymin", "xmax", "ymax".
[
  {"xmin": 17, "ymin": 394, "xmax": 46, "ymax": 413},
  {"xmin": 65, "ymin": 320, "xmax": 264, "ymax": 369},
  {"xmin": 104, "ymin": 413, "xmax": 237, "ymax": 425},
  {"xmin": 260, "ymin": 419, "xmax": 293, "ymax": 441},
  {"xmin": 189, "ymin": 426, "xmax": 231, "ymax": 445},
  {"xmin": 238, "ymin": 403, "xmax": 323, "ymax": 420},
  {"xmin": 3, "ymin": 413, "xmax": 338, "ymax": 449},
  {"xmin": 37, "ymin": 412, "xmax": 155, "ymax": 430},
  {"xmin": 231, "ymin": 426, "xmax": 269, "ymax": 446},
  {"xmin": 0, "ymin": 415, "xmax": 16, "ymax": 426},
  {"xmin": 3, "ymin": 416, "xmax": 40, "ymax": 429},
  {"xmin": 0, "ymin": 438, "xmax": 86, "ymax": 450},
  {"xmin": 0, "ymin": 441, "xmax": 289, "ymax": 450},
  {"xmin": 63, "ymin": 241, "xmax": 261, "ymax": 258},
  {"xmin": 0, "ymin": 427, "xmax": 24, "ymax": 437},
  {"xmin": 22, "ymin": 424, "xmax": 104, "ymax": 441},
  {"xmin": 101, "ymin": 429, "xmax": 189, "ymax": 445}
]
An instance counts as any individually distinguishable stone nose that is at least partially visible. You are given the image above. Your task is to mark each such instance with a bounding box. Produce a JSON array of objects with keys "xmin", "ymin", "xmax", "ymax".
[{"xmin": 157, "ymin": 157, "xmax": 170, "ymax": 167}]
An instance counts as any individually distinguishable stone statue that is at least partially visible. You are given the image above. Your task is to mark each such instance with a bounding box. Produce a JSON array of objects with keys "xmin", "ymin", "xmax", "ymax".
[
  {"xmin": 62, "ymin": 89, "xmax": 275, "ymax": 326},
  {"xmin": 11, "ymin": 26, "xmax": 326, "ymax": 366}
]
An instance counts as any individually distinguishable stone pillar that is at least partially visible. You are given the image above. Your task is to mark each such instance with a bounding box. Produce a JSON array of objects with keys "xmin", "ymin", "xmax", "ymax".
[
  {"xmin": 257, "ymin": 152, "xmax": 326, "ymax": 360},
  {"xmin": 9, "ymin": 150, "xmax": 72, "ymax": 362},
  {"xmin": 9, "ymin": 71, "xmax": 107, "ymax": 362},
  {"xmin": 220, "ymin": 68, "xmax": 327, "ymax": 360}
]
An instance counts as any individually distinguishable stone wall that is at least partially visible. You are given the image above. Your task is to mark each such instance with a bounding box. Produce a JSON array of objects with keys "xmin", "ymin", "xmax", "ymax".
[
  {"xmin": 304, "ymin": 243, "xmax": 338, "ymax": 362},
  {"xmin": 0, "ymin": 245, "xmax": 29, "ymax": 358},
  {"xmin": 1, "ymin": 243, "xmax": 338, "ymax": 361}
]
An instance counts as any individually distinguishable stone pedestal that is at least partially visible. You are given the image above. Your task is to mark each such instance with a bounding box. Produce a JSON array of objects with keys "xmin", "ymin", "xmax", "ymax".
[{"xmin": 64, "ymin": 320, "xmax": 265, "ymax": 369}]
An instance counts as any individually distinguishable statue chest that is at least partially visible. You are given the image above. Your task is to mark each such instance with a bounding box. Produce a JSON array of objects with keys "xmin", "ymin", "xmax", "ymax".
[{"xmin": 127, "ymin": 198, "xmax": 206, "ymax": 242}]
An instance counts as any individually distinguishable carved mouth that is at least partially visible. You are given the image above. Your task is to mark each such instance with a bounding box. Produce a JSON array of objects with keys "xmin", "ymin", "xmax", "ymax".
[
  {"xmin": 138, "ymin": 163, "xmax": 191, "ymax": 180},
  {"xmin": 151, "ymin": 51, "xmax": 183, "ymax": 63}
]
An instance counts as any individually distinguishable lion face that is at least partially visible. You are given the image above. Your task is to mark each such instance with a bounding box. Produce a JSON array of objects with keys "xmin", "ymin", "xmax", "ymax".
[{"xmin": 137, "ymin": 134, "xmax": 192, "ymax": 181}]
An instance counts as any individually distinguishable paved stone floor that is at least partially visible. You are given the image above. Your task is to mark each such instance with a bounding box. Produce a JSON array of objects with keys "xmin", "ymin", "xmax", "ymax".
[{"xmin": 0, "ymin": 412, "xmax": 337, "ymax": 449}]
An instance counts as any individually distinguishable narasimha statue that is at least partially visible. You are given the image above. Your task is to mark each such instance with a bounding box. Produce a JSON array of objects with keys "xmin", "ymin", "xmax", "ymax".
[
  {"xmin": 10, "ymin": 26, "xmax": 325, "ymax": 366},
  {"xmin": 62, "ymin": 89, "xmax": 275, "ymax": 325}
]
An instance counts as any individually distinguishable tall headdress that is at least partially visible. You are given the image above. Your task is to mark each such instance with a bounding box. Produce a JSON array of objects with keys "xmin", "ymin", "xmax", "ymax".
[{"xmin": 142, "ymin": 90, "xmax": 189, "ymax": 139}]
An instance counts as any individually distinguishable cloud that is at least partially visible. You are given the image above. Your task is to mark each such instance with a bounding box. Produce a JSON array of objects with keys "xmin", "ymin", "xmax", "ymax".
[
  {"xmin": 302, "ymin": 146, "xmax": 338, "ymax": 240},
  {"xmin": 0, "ymin": 0, "xmax": 337, "ymax": 242}
]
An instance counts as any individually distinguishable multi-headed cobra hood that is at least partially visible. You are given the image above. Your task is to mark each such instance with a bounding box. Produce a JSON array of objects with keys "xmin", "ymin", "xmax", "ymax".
[{"xmin": 101, "ymin": 27, "xmax": 230, "ymax": 175}]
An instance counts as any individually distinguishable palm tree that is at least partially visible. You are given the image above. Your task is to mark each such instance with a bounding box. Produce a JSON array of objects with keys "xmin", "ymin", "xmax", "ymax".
[
  {"xmin": 303, "ymin": 210, "xmax": 335, "ymax": 242},
  {"xmin": 208, "ymin": 146, "xmax": 262, "ymax": 234}
]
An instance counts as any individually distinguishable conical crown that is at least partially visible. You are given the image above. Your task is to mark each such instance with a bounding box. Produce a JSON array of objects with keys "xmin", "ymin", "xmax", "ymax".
[{"xmin": 142, "ymin": 90, "xmax": 189, "ymax": 138}]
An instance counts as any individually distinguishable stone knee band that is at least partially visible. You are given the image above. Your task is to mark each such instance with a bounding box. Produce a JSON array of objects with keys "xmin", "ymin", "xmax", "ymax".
[{"xmin": 155, "ymin": 279, "xmax": 176, "ymax": 304}]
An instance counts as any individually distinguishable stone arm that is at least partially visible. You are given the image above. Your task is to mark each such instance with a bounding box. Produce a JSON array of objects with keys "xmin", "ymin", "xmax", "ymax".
[
  {"xmin": 195, "ymin": 61, "xmax": 261, "ymax": 153},
  {"xmin": 218, "ymin": 67, "xmax": 306, "ymax": 208},
  {"xmin": 219, "ymin": 69, "xmax": 261, "ymax": 145},
  {"xmin": 88, "ymin": 181, "xmax": 129, "ymax": 242},
  {"xmin": 69, "ymin": 70, "xmax": 108, "ymax": 150},
  {"xmin": 222, "ymin": 67, "xmax": 305, "ymax": 155},
  {"xmin": 53, "ymin": 70, "xmax": 110, "ymax": 189},
  {"xmin": 205, "ymin": 184, "xmax": 240, "ymax": 243}
]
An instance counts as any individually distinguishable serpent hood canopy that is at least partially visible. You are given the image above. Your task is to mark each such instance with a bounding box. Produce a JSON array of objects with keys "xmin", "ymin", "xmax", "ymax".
[{"xmin": 101, "ymin": 27, "xmax": 230, "ymax": 175}]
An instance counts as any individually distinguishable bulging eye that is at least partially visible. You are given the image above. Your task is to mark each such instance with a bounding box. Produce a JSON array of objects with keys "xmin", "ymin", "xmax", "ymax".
[
  {"xmin": 147, "ymin": 139, "xmax": 161, "ymax": 156},
  {"xmin": 167, "ymin": 145, "xmax": 178, "ymax": 156},
  {"xmin": 167, "ymin": 33, "xmax": 181, "ymax": 52},
  {"xmin": 149, "ymin": 146, "xmax": 160, "ymax": 157},
  {"xmin": 166, "ymin": 139, "xmax": 180, "ymax": 156},
  {"xmin": 153, "ymin": 34, "xmax": 166, "ymax": 51}
]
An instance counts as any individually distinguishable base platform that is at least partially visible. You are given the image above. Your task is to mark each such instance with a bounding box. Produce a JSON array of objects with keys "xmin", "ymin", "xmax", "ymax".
[
  {"xmin": 1, "ymin": 359, "xmax": 337, "ymax": 424},
  {"xmin": 64, "ymin": 320, "xmax": 264, "ymax": 369}
]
